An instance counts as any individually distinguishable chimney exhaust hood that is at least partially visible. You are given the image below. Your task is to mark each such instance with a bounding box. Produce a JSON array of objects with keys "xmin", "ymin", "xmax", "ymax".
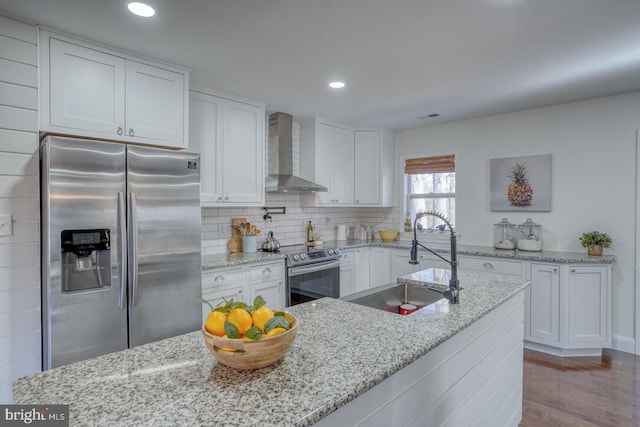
[{"xmin": 265, "ymin": 112, "xmax": 327, "ymax": 193}]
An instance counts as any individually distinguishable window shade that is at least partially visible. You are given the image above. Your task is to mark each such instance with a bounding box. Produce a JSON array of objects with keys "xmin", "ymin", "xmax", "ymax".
[{"xmin": 404, "ymin": 155, "xmax": 455, "ymax": 174}]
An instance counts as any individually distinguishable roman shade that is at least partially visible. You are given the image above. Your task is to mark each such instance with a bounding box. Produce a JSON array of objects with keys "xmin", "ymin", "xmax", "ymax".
[{"xmin": 404, "ymin": 155, "xmax": 455, "ymax": 174}]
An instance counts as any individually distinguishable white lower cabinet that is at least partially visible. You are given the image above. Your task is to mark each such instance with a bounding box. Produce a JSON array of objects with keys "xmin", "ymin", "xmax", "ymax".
[
  {"xmin": 354, "ymin": 247, "xmax": 370, "ymax": 293},
  {"xmin": 340, "ymin": 249, "xmax": 356, "ymax": 297},
  {"xmin": 248, "ymin": 262, "xmax": 285, "ymax": 309},
  {"xmin": 369, "ymin": 247, "xmax": 391, "ymax": 287},
  {"xmin": 201, "ymin": 261, "xmax": 286, "ymax": 323},
  {"xmin": 525, "ymin": 262, "xmax": 612, "ymax": 356},
  {"xmin": 341, "ymin": 247, "xmax": 371, "ymax": 297},
  {"xmin": 526, "ymin": 263, "xmax": 561, "ymax": 345},
  {"xmin": 458, "ymin": 255, "xmax": 524, "ymax": 276}
]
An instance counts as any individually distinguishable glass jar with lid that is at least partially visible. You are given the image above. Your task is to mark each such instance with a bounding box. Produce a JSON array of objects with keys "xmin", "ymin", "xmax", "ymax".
[
  {"xmin": 517, "ymin": 218, "xmax": 543, "ymax": 251},
  {"xmin": 493, "ymin": 218, "xmax": 516, "ymax": 249}
]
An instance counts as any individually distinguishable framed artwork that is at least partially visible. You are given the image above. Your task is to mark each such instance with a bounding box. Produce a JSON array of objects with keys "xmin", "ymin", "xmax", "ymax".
[{"xmin": 490, "ymin": 154, "xmax": 551, "ymax": 211}]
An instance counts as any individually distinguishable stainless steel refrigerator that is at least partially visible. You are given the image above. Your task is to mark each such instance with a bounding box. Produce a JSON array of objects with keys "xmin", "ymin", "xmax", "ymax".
[{"xmin": 41, "ymin": 136, "xmax": 202, "ymax": 370}]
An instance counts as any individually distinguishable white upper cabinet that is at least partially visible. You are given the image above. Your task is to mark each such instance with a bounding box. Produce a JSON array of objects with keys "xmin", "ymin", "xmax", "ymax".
[
  {"xmin": 40, "ymin": 30, "xmax": 188, "ymax": 148},
  {"xmin": 124, "ymin": 60, "xmax": 185, "ymax": 144},
  {"xmin": 301, "ymin": 119, "xmax": 353, "ymax": 206},
  {"xmin": 189, "ymin": 89, "xmax": 265, "ymax": 206},
  {"xmin": 354, "ymin": 129, "xmax": 394, "ymax": 206},
  {"xmin": 353, "ymin": 130, "xmax": 380, "ymax": 205},
  {"xmin": 301, "ymin": 119, "xmax": 394, "ymax": 207}
]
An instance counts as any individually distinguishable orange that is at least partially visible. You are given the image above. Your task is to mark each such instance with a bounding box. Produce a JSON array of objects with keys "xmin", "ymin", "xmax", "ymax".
[
  {"xmin": 227, "ymin": 308, "xmax": 252, "ymax": 335},
  {"xmin": 265, "ymin": 327, "xmax": 287, "ymax": 338},
  {"xmin": 204, "ymin": 311, "xmax": 227, "ymax": 337},
  {"xmin": 251, "ymin": 306, "xmax": 274, "ymax": 332}
]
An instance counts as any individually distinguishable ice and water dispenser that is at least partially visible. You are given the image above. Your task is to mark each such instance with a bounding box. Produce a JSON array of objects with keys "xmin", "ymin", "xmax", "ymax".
[{"xmin": 61, "ymin": 229, "xmax": 111, "ymax": 292}]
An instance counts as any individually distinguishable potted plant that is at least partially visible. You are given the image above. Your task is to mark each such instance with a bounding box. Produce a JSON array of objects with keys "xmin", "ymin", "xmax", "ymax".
[{"xmin": 579, "ymin": 231, "xmax": 612, "ymax": 256}]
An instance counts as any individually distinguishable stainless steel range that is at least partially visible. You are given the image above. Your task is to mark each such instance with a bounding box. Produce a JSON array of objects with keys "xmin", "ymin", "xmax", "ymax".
[{"xmin": 276, "ymin": 244, "xmax": 341, "ymax": 306}]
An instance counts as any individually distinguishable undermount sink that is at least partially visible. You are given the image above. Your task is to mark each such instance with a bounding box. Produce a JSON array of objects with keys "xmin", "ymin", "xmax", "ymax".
[{"xmin": 343, "ymin": 283, "xmax": 446, "ymax": 315}]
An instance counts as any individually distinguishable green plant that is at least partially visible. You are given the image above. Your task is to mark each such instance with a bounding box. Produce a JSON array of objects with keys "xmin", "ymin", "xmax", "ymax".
[{"xmin": 579, "ymin": 231, "xmax": 612, "ymax": 248}]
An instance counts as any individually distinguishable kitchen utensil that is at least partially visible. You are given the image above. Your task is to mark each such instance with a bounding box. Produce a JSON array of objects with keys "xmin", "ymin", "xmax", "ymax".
[
  {"xmin": 379, "ymin": 229, "xmax": 399, "ymax": 242},
  {"xmin": 202, "ymin": 312, "xmax": 297, "ymax": 369},
  {"xmin": 231, "ymin": 218, "xmax": 248, "ymax": 239},
  {"xmin": 336, "ymin": 224, "xmax": 350, "ymax": 240},
  {"xmin": 239, "ymin": 222, "xmax": 246, "ymax": 235},
  {"xmin": 261, "ymin": 231, "xmax": 280, "ymax": 252}
]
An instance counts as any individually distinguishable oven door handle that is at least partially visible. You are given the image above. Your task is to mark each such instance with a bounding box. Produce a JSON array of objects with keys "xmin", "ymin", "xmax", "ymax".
[{"xmin": 288, "ymin": 259, "xmax": 342, "ymax": 276}]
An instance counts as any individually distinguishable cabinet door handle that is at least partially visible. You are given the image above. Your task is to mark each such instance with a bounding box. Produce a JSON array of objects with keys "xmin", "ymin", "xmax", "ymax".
[
  {"xmin": 128, "ymin": 128, "xmax": 135, "ymax": 137},
  {"xmin": 263, "ymin": 267, "xmax": 271, "ymax": 277},
  {"xmin": 214, "ymin": 275, "xmax": 224, "ymax": 284},
  {"xmin": 483, "ymin": 262, "xmax": 494, "ymax": 271},
  {"xmin": 553, "ymin": 268, "xmax": 558, "ymax": 274},
  {"xmin": 570, "ymin": 269, "xmax": 576, "ymax": 274},
  {"xmin": 117, "ymin": 127, "xmax": 123, "ymax": 136},
  {"xmin": 216, "ymin": 197, "xmax": 223, "ymax": 202},
  {"xmin": 224, "ymin": 197, "xmax": 230, "ymax": 202}
]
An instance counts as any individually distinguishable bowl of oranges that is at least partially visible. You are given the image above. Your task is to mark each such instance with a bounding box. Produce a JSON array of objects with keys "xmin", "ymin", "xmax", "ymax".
[{"xmin": 200, "ymin": 295, "xmax": 297, "ymax": 369}]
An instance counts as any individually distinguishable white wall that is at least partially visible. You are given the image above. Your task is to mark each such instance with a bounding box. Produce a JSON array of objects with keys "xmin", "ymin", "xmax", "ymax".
[
  {"xmin": 0, "ymin": 16, "xmax": 40, "ymax": 403},
  {"xmin": 395, "ymin": 92, "xmax": 639, "ymax": 348}
]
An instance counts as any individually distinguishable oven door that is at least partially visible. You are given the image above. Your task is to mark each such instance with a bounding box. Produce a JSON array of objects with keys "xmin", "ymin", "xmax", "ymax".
[{"xmin": 287, "ymin": 259, "xmax": 341, "ymax": 306}]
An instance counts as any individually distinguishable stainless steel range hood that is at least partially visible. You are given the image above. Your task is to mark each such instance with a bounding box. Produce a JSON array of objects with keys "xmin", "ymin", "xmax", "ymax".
[{"xmin": 265, "ymin": 112, "xmax": 327, "ymax": 193}]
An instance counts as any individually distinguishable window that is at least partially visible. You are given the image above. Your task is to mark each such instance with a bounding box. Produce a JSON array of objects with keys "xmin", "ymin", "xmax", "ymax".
[{"xmin": 404, "ymin": 155, "xmax": 455, "ymax": 232}]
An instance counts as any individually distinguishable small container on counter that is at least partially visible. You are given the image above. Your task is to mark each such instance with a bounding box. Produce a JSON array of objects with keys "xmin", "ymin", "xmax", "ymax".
[
  {"xmin": 399, "ymin": 304, "xmax": 417, "ymax": 315},
  {"xmin": 493, "ymin": 218, "xmax": 516, "ymax": 250},
  {"xmin": 517, "ymin": 218, "xmax": 543, "ymax": 252}
]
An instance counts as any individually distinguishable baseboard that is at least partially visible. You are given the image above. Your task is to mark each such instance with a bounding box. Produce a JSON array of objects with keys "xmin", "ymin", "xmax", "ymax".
[{"xmin": 611, "ymin": 335, "xmax": 636, "ymax": 354}]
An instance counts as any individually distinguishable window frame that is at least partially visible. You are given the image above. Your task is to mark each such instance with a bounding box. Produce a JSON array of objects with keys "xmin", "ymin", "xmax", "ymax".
[{"xmin": 400, "ymin": 152, "xmax": 457, "ymax": 235}]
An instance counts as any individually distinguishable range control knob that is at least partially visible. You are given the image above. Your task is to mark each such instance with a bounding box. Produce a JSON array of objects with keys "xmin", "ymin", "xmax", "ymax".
[
  {"xmin": 300, "ymin": 253, "xmax": 307, "ymax": 260},
  {"xmin": 328, "ymin": 249, "xmax": 334, "ymax": 255},
  {"xmin": 292, "ymin": 254, "xmax": 299, "ymax": 262}
]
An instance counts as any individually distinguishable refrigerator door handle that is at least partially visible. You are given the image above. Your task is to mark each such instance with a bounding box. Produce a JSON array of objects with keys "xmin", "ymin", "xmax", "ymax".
[
  {"xmin": 129, "ymin": 192, "xmax": 139, "ymax": 308},
  {"xmin": 117, "ymin": 192, "xmax": 127, "ymax": 310}
]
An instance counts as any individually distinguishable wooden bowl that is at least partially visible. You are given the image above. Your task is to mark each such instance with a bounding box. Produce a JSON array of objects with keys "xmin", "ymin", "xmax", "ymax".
[
  {"xmin": 379, "ymin": 229, "xmax": 399, "ymax": 242},
  {"xmin": 202, "ymin": 313, "xmax": 297, "ymax": 369}
]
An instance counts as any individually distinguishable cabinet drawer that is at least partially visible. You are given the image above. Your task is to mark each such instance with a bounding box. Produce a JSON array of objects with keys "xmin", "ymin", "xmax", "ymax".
[
  {"xmin": 249, "ymin": 262, "xmax": 284, "ymax": 282},
  {"xmin": 202, "ymin": 267, "xmax": 244, "ymax": 289},
  {"xmin": 460, "ymin": 256, "xmax": 523, "ymax": 276},
  {"xmin": 201, "ymin": 285, "xmax": 244, "ymax": 322}
]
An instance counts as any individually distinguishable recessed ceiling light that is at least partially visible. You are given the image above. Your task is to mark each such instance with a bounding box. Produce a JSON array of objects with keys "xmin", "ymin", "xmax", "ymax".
[
  {"xmin": 329, "ymin": 81, "xmax": 345, "ymax": 89},
  {"xmin": 128, "ymin": 2, "xmax": 155, "ymax": 17}
]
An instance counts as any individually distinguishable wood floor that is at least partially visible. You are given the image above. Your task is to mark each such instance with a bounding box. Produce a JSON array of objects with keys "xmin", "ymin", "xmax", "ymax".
[{"xmin": 520, "ymin": 348, "xmax": 640, "ymax": 427}]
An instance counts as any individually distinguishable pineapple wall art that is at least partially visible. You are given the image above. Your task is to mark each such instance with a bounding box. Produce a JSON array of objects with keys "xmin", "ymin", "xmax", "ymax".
[{"xmin": 490, "ymin": 154, "xmax": 551, "ymax": 211}]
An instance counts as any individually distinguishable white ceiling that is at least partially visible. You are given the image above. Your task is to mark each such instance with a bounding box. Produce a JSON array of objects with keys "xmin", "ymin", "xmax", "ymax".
[{"xmin": 2, "ymin": 0, "xmax": 640, "ymax": 130}]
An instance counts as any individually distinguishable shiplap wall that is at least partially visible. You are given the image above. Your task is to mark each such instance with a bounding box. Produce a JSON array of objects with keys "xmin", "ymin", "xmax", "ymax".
[{"xmin": 0, "ymin": 16, "xmax": 40, "ymax": 403}]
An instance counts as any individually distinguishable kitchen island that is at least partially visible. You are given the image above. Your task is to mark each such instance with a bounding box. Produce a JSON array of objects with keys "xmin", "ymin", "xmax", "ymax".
[{"xmin": 13, "ymin": 270, "xmax": 528, "ymax": 426}]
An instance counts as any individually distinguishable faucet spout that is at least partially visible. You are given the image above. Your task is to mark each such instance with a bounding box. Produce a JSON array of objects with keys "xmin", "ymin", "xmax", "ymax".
[{"xmin": 410, "ymin": 210, "xmax": 460, "ymax": 304}]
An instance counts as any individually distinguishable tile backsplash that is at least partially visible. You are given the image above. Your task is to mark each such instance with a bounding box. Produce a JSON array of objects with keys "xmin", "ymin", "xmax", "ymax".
[{"xmin": 201, "ymin": 193, "xmax": 398, "ymax": 255}]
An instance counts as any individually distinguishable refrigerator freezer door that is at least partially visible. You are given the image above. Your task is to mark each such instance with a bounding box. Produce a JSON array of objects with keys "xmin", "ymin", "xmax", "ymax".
[
  {"xmin": 126, "ymin": 145, "xmax": 202, "ymax": 347},
  {"xmin": 41, "ymin": 137, "xmax": 128, "ymax": 369}
]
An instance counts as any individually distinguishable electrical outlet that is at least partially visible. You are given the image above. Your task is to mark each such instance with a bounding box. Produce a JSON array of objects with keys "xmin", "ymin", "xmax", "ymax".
[
  {"xmin": 0, "ymin": 214, "xmax": 12, "ymax": 237},
  {"xmin": 219, "ymin": 224, "xmax": 229, "ymax": 236}
]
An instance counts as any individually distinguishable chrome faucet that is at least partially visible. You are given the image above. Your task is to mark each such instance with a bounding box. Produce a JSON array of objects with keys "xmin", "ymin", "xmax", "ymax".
[{"xmin": 409, "ymin": 210, "xmax": 460, "ymax": 304}]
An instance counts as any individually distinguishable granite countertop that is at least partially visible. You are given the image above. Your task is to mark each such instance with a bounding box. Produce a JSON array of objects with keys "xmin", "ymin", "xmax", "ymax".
[
  {"xmin": 201, "ymin": 251, "xmax": 286, "ymax": 270},
  {"xmin": 332, "ymin": 239, "xmax": 617, "ymax": 264},
  {"xmin": 13, "ymin": 271, "xmax": 528, "ymax": 426},
  {"xmin": 201, "ymin": 240, "xmax": 614, "ymax": 271}
]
